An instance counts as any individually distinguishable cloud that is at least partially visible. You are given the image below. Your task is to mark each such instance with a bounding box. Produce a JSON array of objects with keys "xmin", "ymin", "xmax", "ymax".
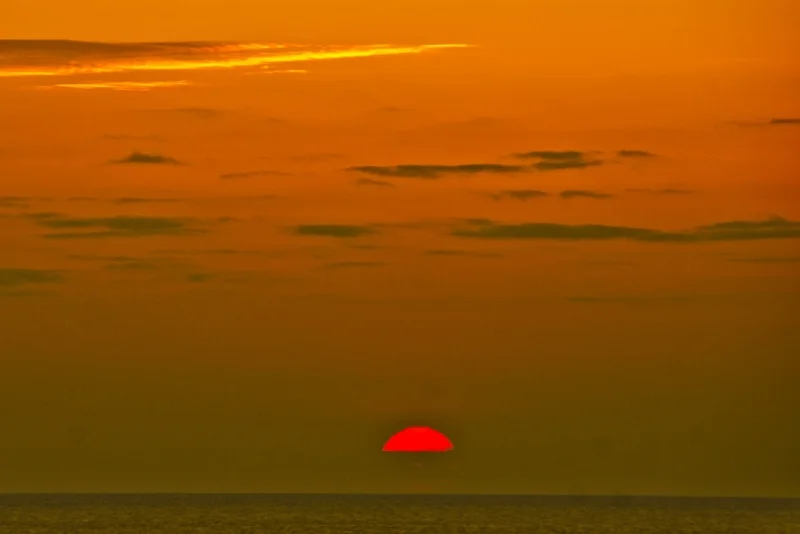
[
  {"xmin": 489, "ymin": 190, "xmax": 548, "ymax": 201},
  {"xmin": 220, "ymin": 170, "xmax": 292, "ymax": 179},
  {"xmin": 109, "ymin": 151, "xmax": 183, "ymax": 165},
  {"xmin": 293, "ymin": 224, "xmax": 374, "ymax": 238},
  {"xmin": 355, "ymin": 178, "xmax": 395, "ymax": 188},
  {"xmin": 617, "ymin": 150, "xmax": 657, "ymax": 158},
  {"xmin": 0, "ymin": 196, "xmax": 31, "ymax": 208},
  {"xmin": 452, "ymin": 220, "xmax": 659, "ymax": 241},
  {"xmin": 769, "ymin": 118, "xmax": 800, "ymax": 125},
  {"xmin": 323, "ymin": 261, "xmax": 386, "ymax": 269},
  {"xmin": 450, "ymin": 216, "xmax": 800, "ymax": 242},
  {"xmin": 347, "ymin": 163, "xmax": 527, "ymax": 179},
  {"xmin": 532, "ymin": 159, "xmax": 603, "ymax": 171},
  {"xmin": 346, "ymin": 147, "xmax": 652, "ymax": 180},
  {"xmin": 691, "ymin": 217, "xmax": 800, "ymax": 241},
  {"xmin": 626, "ymin": 188, "xmax": 695, "ymax": 195},
  {"xmin": 28, "ymin": 214, "xmax": 213, "ymax": 239},
  {"xmin": 513, "ymin": 150, "xmax": 586, "ymax": 160},
  {"xmin": 512, "ymin": 150, "xmax": 605, "ymax": 171},
  {"xmin": 0, "ymin": 40, "xmax": 471, "ymax": 78},
  {"xmin": 559, "ymin": 190, "xmax": 614, "ymax": 199},
  {"xmin": 37, "ymin": 80, "xmax": 191, "ymax": 91},
  {"xmin": 0, "ymin": 268, "xmax": 63, "ymax": 286}
]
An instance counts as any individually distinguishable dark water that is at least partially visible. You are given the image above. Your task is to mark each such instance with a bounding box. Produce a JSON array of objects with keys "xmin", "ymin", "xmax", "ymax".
[{"xmin": 1, "ymin": 494, "xmax": 798, "ymax": 533}]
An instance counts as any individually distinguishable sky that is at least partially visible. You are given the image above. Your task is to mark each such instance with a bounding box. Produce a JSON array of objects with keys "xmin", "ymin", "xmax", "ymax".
[{"xmin": 0, "ymin": 0, "xmax": 798, "ymax": 497}]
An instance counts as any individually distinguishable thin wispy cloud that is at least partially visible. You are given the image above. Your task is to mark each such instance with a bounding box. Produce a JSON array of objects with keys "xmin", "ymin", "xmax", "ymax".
[
  {"xmin": 617, "ymin": 150, "xmax": 657, "ymax": 158},
  {"xmin": 0, "ymin": 196, "xmax": 31, "ymax": 208},
  {"xmin": 25, "ymin": 213, "xmax": 221, "ymax": 239},
  {"xmin": 627, "ymin": 188, "xmax": 695, "ymax": 195},
  {"xmin": 36, "ymin": 80, "xmax": 192, "ymax": 91},
  {"xmin": 451, "ymin": 216, "xmax": 800, "ymax": 242},
  {"xmin": 560, "ymin": 190, "xmax": 614, "ymax": 199},
  {"xmin": 0, "ymin": 40, "xmax": 471, "ymax": 79},
  {"xmin": 731, "ymin": 117, "xmax": 800, "ymax": 128},
  {"xmin": 512, "ymin": 150, "xmax": 604, "ymax": 171},
  {"xmin": 109, "ymin": 151, "xmax": 183, "ymax": 165},
  {"xmin": 513, "ymin": 150, "xmax": 586, "ymax": 160},
  {"xmin": 347, "ymin": 163, "xmax": 528, "ymax": 179},
  {"xmin": 293, "ymin": 224, "xmax": 375, "ymax": 238},
  {"xmin": 489, "ymin": 190, "xmax": 549, "ymax": 201},
  {"xmin": 768, "ymin": 118, "xmax": 800, "ymax": 125},
  {"xmin": 355, "ymin": 178, "xmax": 396, "ymax": 188},
  {"xmin": 0, "ymin": 268, "xmax": 63, "ymax": 286},
  {"xmin": 348, "ymin": 148, "xmax": 646, "ymax": 180}
]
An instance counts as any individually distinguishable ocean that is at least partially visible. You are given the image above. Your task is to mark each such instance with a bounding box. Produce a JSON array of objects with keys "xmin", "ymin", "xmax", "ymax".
[{"xmin": 1, "ymin": 494, "xmax": 798, "ymax": 533}]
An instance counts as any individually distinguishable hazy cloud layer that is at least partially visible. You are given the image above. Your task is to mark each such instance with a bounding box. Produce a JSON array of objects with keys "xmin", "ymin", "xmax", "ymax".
[
  {"xmin": 627, "ymin": 188, "xmax": 695, "ymax": 195},
  {"xmin": 347, "ymin": 147, "xmax": 652, "ymax": 180},
  {"xmin": 109, "ymin": 152, "xmax": 183, "ymax": 165},
  {"xmin": 293, "ymin": 224, "xmax": 375, "ymax": 238},
  {"xmin": 0, "ymin": 268, "xmax": 63, "ymax": 286},
  {"xmin": 769, "ymin": 118, "xmax": 800, "ymax": 125},
  {"xmin": 512, "ymin": 150, "xmax": 604, "ymax": 170},
  {"xmin": 0, "ymin": 196, "xmax": 31, "ymax": 208},
  {"xmin": 513, "ymin": 151, "xmax": 586, "ymax": 160},
  {"xmin": 560, "ymin": 190, "xmax": 614, "ymax": 199},
  {"xmin": 347, "ymin": 163, "xmax": 527, "ymax": 179},
  {"xmin": 489, "ymin": 190, "xmax": 549, "ymax": 201},
  {"xmin": 355, "ymin": 178, "xmax": 395, "ymax": 188},
  {"xmin": 26, "ymin": 213, "xmax": 217, "ymax": 239},
  {"xmin": 617, "ymin": 150, "xmax": 657, "ymax": 158},
  {"xmin": 451, "ymin": 216, "xmax": 800, "ymax": 242}
]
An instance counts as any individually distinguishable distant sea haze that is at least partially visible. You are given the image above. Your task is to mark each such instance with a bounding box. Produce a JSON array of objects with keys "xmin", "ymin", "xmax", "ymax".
[{"xmin": 0, "ymin": 494, "xmax": 797, "ymax": 533}]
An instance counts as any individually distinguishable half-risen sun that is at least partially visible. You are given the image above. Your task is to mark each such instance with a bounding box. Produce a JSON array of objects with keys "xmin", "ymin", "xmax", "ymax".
[{"xmin": 382, "ymin": 427, "xmax": 454, "ymax": 452}]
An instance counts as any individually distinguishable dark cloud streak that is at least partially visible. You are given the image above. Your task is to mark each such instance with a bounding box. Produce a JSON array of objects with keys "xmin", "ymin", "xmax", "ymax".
[
  {"xmin": 109, "ymin": 151, "xmax": 183, "ymax": 165},
  {"xmin": 560, "ymin": 190, "xmax": 614, "ymax": 199},
  {"xmin": 293, "ymin": 225, "xmax": 374, "ymax": 238},
  {"xmin": 451, "ymin": 216, "xmax": 800, "ymax": 242}
]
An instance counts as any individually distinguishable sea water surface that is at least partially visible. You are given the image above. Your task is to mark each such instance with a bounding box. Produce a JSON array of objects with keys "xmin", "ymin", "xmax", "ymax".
[{"xmin": 1, "ymin": 494, "xmax": 798, "ymax": 533}]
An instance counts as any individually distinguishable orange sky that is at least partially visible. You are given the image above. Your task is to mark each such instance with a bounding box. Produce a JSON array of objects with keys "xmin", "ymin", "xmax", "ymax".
[{"xmin": 0, "ymin": 0, "xmax": 798, "ymax": 496}]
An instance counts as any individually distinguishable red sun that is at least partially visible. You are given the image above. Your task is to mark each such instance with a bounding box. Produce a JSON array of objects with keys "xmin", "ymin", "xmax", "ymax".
[{"xmin": 382, "ymin": 426, "xmax": 454, "ymax": 452}]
